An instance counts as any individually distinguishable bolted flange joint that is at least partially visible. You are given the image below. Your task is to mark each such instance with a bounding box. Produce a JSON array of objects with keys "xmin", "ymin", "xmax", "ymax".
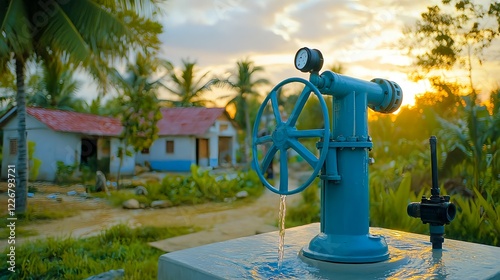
[{"xmin": 369, "ymin": 78, "xmax": 403, "ymax": 113}]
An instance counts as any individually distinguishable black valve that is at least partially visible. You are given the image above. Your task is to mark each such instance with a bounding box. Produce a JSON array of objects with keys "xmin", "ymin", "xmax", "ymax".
[
  {"xmin": 407, "ymin": 136, "xmax": 456, "ymax": 249},
  {"xmin": 407, "ymin": 195, "xmax": 456, "ymax": 225}
]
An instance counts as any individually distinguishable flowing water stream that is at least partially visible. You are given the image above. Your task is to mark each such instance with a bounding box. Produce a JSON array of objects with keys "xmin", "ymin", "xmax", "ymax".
[{"xmin": 277, "ymin": 194, "xmax": 287, "ymax": 271}]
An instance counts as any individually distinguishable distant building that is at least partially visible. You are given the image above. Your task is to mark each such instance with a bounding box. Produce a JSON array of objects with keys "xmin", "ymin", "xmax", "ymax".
[
  {"xmin": 0, "ymin": 106, "xmax": 239, "ymax": 181},
  {"xmin": 0, "ymin": 107, "xmax": 134, "ymax": 181},
  {"xmin": 136, "ymin": 107, "xmax": 238, "ymax": 172}
]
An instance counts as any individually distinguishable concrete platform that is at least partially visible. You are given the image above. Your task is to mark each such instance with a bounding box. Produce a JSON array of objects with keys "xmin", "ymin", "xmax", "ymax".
[{"xmin": 158, "ymin": 223, "xmax": 500, "ymax": 279}]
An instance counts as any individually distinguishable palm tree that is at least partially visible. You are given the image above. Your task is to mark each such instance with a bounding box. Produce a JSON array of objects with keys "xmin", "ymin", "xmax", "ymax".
[
  {"xmin": 162, "ymin": 59, "xmax": 215, "ymax": 107},
  {"xmin": 29, "ymin": 58, "xmax": 87, "ymax": 111},
  {"xmin": 225, "ymin": 59, "xmax": 270, "ymax": 163},
  {"xmin": 0, "ymin": 0, "xmax": 163, "ymax": 214}
]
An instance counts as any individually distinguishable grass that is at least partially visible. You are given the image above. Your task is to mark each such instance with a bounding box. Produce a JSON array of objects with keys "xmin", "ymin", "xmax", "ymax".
[
  {"xmin": 0, "ymin": 204, "xmax": 80, "ymax": 240},
  {"xmin": 0, "ymin": 224, "xmax": 195, "ymax": 280}
]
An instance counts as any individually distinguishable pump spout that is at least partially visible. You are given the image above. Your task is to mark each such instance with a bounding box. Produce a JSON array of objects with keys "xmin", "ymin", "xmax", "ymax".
[{"xmin": 310, "ymin": 71, "xmax": 403, "ymax": 113}]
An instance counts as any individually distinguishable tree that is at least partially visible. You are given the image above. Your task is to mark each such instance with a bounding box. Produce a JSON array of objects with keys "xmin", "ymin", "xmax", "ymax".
[
  {"xmin": 162, "ymin": 59, "xmax": 215, "ymax": 107},
  {"xmin": 400, "ymin": 0, "xmax": 500, "ymax": 195},
  {"xmin": 225, "ymin": 59, "xmax": 270, "ymax": 163},
  {"xmin": 402, "ymin": 0, "xmax": 500, "ymax": 101},
  {"xmin": 28, "ymin": 58, "xmax": 87, "ymax": 111},
  {"xmin": 0, "ymin": 0, "xmax": 163, "ymax": 214},
  {"xmin": 113, "ymin": 53, "xmax": 164, "ymax": 187}
]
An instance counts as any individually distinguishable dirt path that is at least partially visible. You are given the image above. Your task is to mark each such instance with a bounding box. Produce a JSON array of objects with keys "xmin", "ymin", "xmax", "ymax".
[{"xmin": 1, "ymin": 182, "xmax": 303, "ymax": 251}]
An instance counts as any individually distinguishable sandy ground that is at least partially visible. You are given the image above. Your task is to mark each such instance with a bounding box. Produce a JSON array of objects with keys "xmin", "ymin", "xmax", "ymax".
[{"xmin": 0, "ymin": 173, "xmax": 304, "ymax": 252}]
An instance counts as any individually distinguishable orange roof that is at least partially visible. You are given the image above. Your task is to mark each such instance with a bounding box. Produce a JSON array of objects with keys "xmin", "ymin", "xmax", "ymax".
[
  {"xmin": 26, "ymin": 107, "xmax": 122, "ymax": 136},
  {"xmin": 157, "ymin": 107, "xmax": 226, "ymax": 135}
]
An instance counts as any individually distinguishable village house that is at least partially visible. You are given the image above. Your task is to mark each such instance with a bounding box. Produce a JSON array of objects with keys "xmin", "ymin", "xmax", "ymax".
[
  {"xmin": 0, "ymin": 106, "xmax": 238, "ymax": 181},
  {"xmin": 0, "ymin": 107, "xmax": 134, "ymax": 181},
  {"xmin": 135, "ymin": 107, "xmax": 238, "ymax": 172}
]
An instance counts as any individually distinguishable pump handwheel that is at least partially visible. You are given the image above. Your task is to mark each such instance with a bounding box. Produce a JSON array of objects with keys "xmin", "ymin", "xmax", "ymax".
[{"xmin": 252, "ymin": 77, "xmax": 330, "ymax": 195}]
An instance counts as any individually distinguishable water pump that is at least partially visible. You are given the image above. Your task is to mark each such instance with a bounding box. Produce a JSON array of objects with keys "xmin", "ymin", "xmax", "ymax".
[{"xmin": 252, "ymin": 47, "xmax": 402, "ymax": 263}]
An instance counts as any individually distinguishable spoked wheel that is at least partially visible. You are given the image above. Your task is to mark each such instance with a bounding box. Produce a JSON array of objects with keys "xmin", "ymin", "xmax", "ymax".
[{"xmin": 252, "ymin": 77, "xmax": 330, "ymax": 195}]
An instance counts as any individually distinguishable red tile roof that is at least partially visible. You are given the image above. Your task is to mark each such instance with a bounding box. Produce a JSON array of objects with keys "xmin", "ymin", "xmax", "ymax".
[
  {"xmin": 27, "ymin": 107, "xmax": 123, "ymax": 136},
  {"xmin": 157, "ymin": 107, "xmax": 226, "ymax": 136}
]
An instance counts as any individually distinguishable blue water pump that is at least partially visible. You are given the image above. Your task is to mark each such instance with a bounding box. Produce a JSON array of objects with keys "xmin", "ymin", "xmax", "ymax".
[{"xmin": 252, "ymin": 47, "xmax": 402, "ymax": 263}]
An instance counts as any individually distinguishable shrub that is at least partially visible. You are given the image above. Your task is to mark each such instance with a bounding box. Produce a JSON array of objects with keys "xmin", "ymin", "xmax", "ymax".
[
  {"xmin": 107, "ymin": 165, "xmax": 264, "ymax": 207},
  {"xmin": 284, "ymin": 172, "xmax": 500, "ymax": 246},
  {"xmin": 159, "ymin": 165, "xmax": 263, "ymax": 206}
]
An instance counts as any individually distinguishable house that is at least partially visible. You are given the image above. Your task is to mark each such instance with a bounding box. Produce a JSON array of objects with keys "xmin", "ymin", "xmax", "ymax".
[
  {"xmin": 135, "ymin": 107, "xmax": 238, "ymax": 172},
  {"xmin": 0, "ymin": 107, "xmax": 135, "ymax": 181}
]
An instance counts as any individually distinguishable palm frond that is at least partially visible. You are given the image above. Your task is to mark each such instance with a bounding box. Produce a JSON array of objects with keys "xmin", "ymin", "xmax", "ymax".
[{"xmin": 0, "ymin": 0, "xmax": 32, "ymax": 57}]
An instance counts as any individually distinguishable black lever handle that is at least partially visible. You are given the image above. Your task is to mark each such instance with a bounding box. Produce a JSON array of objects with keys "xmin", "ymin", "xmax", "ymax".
[{"xmin": 407, "ymin": 136, "xmax": 456, "ymax": 249}]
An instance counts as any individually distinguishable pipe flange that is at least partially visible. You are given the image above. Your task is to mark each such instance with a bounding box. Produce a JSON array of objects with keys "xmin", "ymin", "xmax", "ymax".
[{"xmin": 370, "ymin": 78, "xmax": 403, "ymax": 113}]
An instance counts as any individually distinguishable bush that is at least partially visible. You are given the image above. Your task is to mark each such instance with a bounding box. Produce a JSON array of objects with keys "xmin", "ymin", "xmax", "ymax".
[
  {"xmin": 159, "ymin": 165, "xmax": 263, "ymax": 206},
  {"xmin": 55, "ymin": 161, "xmax": 78, "ymax": 184},
  {"xmin": 284, "ymin": 172, "xmax": 500, "ymax": 246},
  {"xmin": 107, "ymin": 165, "xmax": 264, "ymax": 207}
]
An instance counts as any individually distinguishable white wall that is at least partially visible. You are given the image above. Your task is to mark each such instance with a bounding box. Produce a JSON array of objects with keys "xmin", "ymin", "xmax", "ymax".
[
  {"xmin": 1, "ymin": 116, "xmax": 80, "ymax": 181},
  {"xmin": 109, "ymin": 138, "xmax": 136, "ymax": 175}
]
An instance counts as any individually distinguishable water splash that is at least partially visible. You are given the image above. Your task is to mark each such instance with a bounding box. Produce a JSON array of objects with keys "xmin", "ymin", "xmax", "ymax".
[{"xmin": 278, "ymin": 194, "xmax": 287, "ymax": 271}]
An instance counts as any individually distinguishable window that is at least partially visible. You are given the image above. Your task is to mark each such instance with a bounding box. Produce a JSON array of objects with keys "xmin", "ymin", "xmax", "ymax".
[
  {"xmin": 219, "ymin": 124, "xmax": 229, "ymax": 132},
  {"xmin": 9, "ymin": 139, "xmax": 17, "ymax": 155},
  {"xmin": 141, "ymin": 148, "xmax": 150, "ymax": 154},
  {"xmin": 166, "ymin": 140, "xmax": 174, "ymax": 154}
]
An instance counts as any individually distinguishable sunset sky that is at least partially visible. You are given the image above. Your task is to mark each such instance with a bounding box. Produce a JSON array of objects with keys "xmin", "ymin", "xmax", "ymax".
[
  {"xmin": 72, "ymin": 0, "xmax": 498, "ymax": 109},
  {"xmin": 154, "ymin": 0, "xmax": 500, "ymax": 108}
]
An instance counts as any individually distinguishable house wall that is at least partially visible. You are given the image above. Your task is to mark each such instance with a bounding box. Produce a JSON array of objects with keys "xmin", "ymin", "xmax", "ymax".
[
  {"xmin": 136, "ymin": 136, "xmax": 196, "ymax": 172},
  {"xmin": 1, "ymin": 116, "xmax": 80, "ymax": 181},
  {"xmin": 109, "ymin": 138, "xmax": 136, "ymax": 176},
  {"xmin": 214, "ymin": 116, "xmax": 238, "ymax": 165},
  {"xmin": 133, "ymin": 113, "xmax": 239, "ymax": 172}
]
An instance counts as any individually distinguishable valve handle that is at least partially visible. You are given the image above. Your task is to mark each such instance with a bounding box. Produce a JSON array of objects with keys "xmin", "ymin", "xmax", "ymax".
[{"xmin": 252, "ymin": 77, "xmax": 330, "ymax": 195}]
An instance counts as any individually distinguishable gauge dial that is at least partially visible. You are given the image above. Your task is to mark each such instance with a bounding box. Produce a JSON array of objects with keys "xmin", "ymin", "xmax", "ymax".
[
  {"xmin": 294, "ymin": 47, "xmax": 324, "ymax": 73},
  {"xmin": 295, "ymin": 48, "xmax": 309, "ymax": 70}
]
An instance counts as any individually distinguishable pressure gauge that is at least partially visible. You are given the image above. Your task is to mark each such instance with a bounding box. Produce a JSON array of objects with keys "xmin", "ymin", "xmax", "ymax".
[{"xmin": 294, "ymin": 47, "xmax": 324, "ymax": 73}]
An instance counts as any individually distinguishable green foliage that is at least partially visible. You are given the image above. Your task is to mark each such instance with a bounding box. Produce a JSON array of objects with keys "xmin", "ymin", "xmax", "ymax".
[
  {"xmin": 107, "ymin": 166, "xmax": 264, "ymax": 207},
  {"xmin": 0, "ymin": 225, "xmax": 194, "ymax": 279},
  {"xmin": 447, "ymin": 188, "xmax": 500, "ymax": 246},
  {"xmin": 402, "ymin": 0, "xmax": 500, "ymax": 86},
  {"xmin": 285, "ymin": 171, "xmax": 500, "ymax": 246},
  {"xmin": 285, "ymin": 181, "xmax": 320, "ymax": 228},
  {"xmin": 28, "ymin": 141, "xmax": 41, "ymax": 181},
  {"xmin": 55, "ymin": 161, "xmax": 78, "ymax": 184},
  {"xmin": 27, "ymin": 59, "xmax": 87, "ymax": 112},
  {"xmin": 160, "ymin": 165, "xmax": 264, "ymax": 205},
  {"xmin": 370, "ymin": 173, "xmax": 427, "ymax": 233},
  {"xmin": 162, "ymin": 59, "xmax": 215, "ymax": 107},
  {"xmin": 223, "ymin": 59, "xmax": 270, "ymax": 163}
]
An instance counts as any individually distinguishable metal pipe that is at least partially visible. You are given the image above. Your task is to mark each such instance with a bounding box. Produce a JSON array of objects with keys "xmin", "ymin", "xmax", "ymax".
[{"xmin": 429, "ymin": 136, "xmax": 440, "ymax": 196}]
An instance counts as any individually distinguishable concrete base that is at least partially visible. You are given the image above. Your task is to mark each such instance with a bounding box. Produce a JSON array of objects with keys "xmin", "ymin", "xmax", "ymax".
[{"xmin": 158, "ymin": 223, "xmax": 500, "ymax": 279}]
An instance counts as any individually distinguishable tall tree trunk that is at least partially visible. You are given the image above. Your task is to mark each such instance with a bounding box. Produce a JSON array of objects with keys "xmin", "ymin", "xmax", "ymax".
[
  {"xmin": 244, "ymin": 97, "xmax": 251, "ymax": 164},
  {"xmin": 15, "ymin": 57, "xmax": 28, "ymax": 215}
]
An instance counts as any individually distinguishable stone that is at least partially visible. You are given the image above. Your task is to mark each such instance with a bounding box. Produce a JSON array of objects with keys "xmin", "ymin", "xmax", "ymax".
[
  {"xmin": 67, "ymin": 190, "xmax": 77, "ymax": 196},
  {"xmin": 134, "ymin": 186, "xmax": 148, "ymax": 196},
  {"xmin": 235, "ymin": 190, "xmax": 248, "ymax": 199},
  {"xmin": 122, "ymin": 199, "xmax": 140, "ymax": 209},
  {"xmin": 95, "ymin": 171, "xmax": 110, "ymax": 195},
  {"xmin": 151, "ymin": 200, "xmax": 171, "ymax": 209},
  {"xmin": 85, "ymin": 269, "xmax": 124, "ymax": 280},
  {"xmin": 46, "ymin": 193, "xmax": 58, "ymax": 199}
]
